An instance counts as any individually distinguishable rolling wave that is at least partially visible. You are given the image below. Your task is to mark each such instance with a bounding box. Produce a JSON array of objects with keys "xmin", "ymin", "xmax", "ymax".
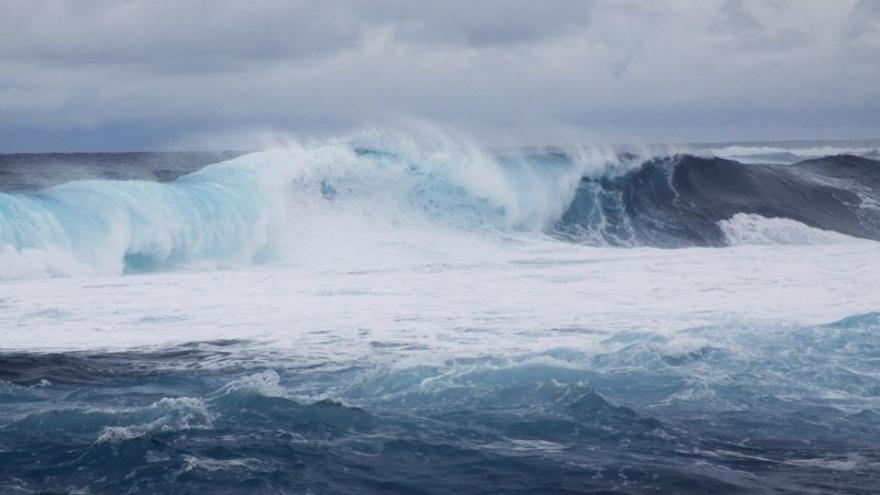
[
  {"xmin": 558, "ymin": 154, "xmax": 880, "ymax": 246},
  {"xmin": 1, "ymin": 136, "xmax": 878, "ymax": 279}
]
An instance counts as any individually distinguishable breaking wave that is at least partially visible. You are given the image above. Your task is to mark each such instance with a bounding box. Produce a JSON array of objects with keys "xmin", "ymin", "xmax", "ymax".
[
  {"xmin": 1, "ymin": 134, "xmax": 878, "ymax": 279},
  {"xmin": 558, "ymin": 153, "xmax": 880, "ymax": 246}
]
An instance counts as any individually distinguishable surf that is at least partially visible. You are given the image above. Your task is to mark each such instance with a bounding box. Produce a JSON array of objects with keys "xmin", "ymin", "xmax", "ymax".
[{"xmin": 0, "ymin": 133, "xmax": 878, "ymax": 280}]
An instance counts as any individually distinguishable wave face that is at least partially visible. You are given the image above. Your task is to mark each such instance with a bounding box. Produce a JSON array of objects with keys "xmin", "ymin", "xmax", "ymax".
[
  {"xmin": 0, "ymin": 139, "xmax": 608, "ymax": 278},
  {"xmin": 557, "ymin": 154, "xmax": 880, "ymax": 246},
  {"xmin": 1, "ymin": 137, "xmax": 879, "ymax": 278},
  {"xmin": 0, "ymin": 155, "xmax": 282, "ymax": 277}
]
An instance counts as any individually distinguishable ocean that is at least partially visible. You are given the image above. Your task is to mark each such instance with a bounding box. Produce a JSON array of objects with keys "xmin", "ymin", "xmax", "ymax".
[{"xmin": 1, "ymin": 135, "xmax": 880, "ymax": 494}]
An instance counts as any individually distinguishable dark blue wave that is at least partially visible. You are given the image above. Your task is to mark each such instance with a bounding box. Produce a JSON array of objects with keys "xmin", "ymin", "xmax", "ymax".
[
  {"xmin": 2, "ymin": 314, "xmax": 880, "ymax": 493},
  {"xmin": 556, "ymin": 154, "xmax": 880, "ymax": 246}
]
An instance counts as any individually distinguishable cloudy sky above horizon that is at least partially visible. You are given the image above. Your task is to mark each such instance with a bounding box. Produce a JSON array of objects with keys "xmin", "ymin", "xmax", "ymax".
[{"xmin": 0, "ymin": 0, "xmax": 878, "ymax": 151}]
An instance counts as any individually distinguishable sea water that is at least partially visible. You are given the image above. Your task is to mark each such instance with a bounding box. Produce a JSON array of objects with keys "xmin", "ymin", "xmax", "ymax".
[{"xmin": 1, "ymin": 135, "xmax": 879, "ymax": 493}]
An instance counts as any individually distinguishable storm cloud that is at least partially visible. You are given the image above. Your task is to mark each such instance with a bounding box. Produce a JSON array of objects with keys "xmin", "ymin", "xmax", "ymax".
[{"xmin": 0, "ymin": 0, "xmax": 878, "ymax": 151}]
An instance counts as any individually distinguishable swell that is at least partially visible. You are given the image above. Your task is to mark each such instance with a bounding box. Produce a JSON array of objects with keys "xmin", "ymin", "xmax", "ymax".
[
  {"xmin": 1, "ymin": 137, "xmax": 879, "ymax": 279},
  {"xmin": 557, "ymin": 154, "xmax": 880, "ymax": 247}
]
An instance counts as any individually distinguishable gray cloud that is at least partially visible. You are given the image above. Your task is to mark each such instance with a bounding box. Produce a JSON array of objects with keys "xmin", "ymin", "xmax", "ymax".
[
  {"xmin": 0, "ymin": 0, "xmax": 877, "ymax": 151},
  {"xmin": 360, "ymin": 0, "xmax": 596, "ymax": 47},
  {"xmin": 0, "ymin": 1, "xmax": 366, "ymax": 70},
  {"xmin": 847, "ymin": 0, "xmax": 880, "ymax": 51}
]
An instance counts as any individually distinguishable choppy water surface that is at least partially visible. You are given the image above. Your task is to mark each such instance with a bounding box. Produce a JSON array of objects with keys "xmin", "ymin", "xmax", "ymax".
[{"xmin": 3, "ymin": 313, "xmax": 880, "ymax": 494}]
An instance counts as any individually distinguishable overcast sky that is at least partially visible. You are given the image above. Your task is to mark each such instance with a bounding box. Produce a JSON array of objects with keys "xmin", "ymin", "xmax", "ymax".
[{"xmin": 0, "ymin": 0, "xmax": 878, "ymax": 151}]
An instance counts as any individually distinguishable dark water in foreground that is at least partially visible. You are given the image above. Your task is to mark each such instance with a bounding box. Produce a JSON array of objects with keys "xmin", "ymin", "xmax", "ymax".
[{"xmin": 2, "ymin": 314, "xmax": 880, "ymax": 494}]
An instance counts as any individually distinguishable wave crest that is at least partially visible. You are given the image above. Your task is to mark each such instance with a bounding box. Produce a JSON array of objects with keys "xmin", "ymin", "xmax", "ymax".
[{"xmin": 1, "ymin": 134, "xmax": 879, "ymax": 279}]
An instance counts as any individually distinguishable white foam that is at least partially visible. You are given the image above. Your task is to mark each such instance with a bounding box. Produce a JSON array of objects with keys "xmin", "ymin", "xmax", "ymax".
[
  {"xmin": 95, "ymin": 397, "xmax": 213, "ymax": 444},
  {"xmin": 719, "ymin": 213, "xmax": 864, "ymax": 246},
  {"xmin": 3, "ymin": 238, "xmax": 879, "ymax": 362},
  {"xmin": 785, "ymin": 454, "xmax": 872, "ymax": 472},
  {"xmin": 216, "ymin": 370, "xmax": 287, "ymax": 398}
]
